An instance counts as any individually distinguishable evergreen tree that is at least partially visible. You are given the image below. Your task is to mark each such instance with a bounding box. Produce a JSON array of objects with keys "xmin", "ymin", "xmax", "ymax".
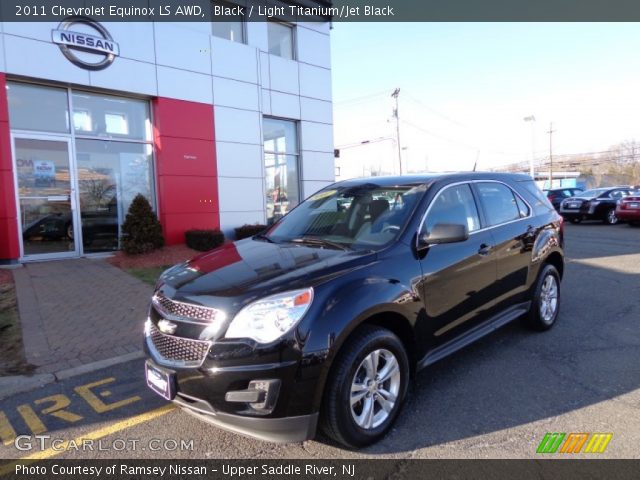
[{"xmin": 121, "ymin": 194, "xmax": 164, "ymax": 254}]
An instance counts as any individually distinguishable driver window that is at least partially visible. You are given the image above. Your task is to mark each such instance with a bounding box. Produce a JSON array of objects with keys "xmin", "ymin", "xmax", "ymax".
[{"xmin": 422, "ymin": 184, "xmax": 480, "ymax": 236}]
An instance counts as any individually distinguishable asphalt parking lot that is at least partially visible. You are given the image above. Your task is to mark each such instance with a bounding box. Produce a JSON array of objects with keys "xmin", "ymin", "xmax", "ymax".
[{"xmin": 1, "ymin": 222, "xmax": 639, "ymax": 460}]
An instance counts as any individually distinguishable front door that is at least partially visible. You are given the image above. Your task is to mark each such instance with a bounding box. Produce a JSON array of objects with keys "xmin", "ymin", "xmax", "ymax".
[
  {"xmin": 417, "ymin": 183, "xmax": 497, "ymax": 346},
  {"xmin": 12, "ymin": 135, "xmax": 79, "ymax": 260}
]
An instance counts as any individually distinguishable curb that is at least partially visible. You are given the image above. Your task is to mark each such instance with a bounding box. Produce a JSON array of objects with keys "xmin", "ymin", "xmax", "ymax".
[{"xmin": 0, "ymin": 350, "xmax": 144, "ymax": 400}]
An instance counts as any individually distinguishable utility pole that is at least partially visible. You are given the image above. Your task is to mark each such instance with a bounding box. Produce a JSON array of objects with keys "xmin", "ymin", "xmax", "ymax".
[
  {"xmin": 523, "ymin": 115, "xmax": 536, "ymax": 178},
  {"xmin": 547, "ymin": 122, "xmax": 555, "ymax": 188},
  {"xmin": 391, "ymin": 88, "xmax": 402, "ymax": 175}
]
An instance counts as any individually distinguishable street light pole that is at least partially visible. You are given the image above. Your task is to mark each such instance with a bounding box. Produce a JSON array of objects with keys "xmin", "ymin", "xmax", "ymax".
[
  {"xmin": 547, "ymin": 122, "xmax": 555, "ymax": 188},
  {"xmin": 391, "ymin": 88, "xmax": 402, "ymax": 175},
  {"xmin": 523, "ymin": 115, "xmax": 536, "ymax": 178}
]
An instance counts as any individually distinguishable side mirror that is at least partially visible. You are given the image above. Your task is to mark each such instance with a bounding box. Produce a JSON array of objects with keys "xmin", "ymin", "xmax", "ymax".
[{"xmin": 418, "ymin": 223, "xmax": 469, "ymax": 248}]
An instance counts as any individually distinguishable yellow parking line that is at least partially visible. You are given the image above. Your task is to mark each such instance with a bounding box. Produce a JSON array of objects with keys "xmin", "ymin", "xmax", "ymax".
[{"xmin": 0, "ymin": 404, "xmax": 175, "ymax": 475}]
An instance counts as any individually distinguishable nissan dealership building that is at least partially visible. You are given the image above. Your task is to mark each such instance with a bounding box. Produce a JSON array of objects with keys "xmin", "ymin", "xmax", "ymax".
[{"xmin": 0, "ymin": 6, "xmax": 334, "ymax": 263}]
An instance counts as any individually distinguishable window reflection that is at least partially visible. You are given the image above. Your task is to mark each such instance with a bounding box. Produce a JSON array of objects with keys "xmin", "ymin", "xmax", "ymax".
[{"xmin": 263, "ymin": 118, "xmax": 299, "ymax": 224}]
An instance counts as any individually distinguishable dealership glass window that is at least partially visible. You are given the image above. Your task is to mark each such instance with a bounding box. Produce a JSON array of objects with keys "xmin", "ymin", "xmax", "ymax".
[
  {"xmin": 264, "ymin": 118, "xmax": 300, "ymax": 223},
  {"xmin": 7, "ymin": 82, "xmax": 70, "ymax": 133},
  {"xmin": 71, "ymin": 91, "xmax": 151, "ymax": 141},
  {"xmin": 75, "ymin": 140, "xmax": 154, "ymax": 253},
  {"xmin": 267, "ymin": 21, "xmax": 294, "ymax": 59},
  {"xmin": 212, "ymin": 1, "xmax": 245, "ymax": 42},
  {"xmin": 7, "ymin": 82, "xmax": 157, "ymax": 255}
]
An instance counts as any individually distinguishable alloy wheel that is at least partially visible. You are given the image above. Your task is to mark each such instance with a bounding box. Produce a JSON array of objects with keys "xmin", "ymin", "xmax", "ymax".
[
  {"xmin": 539, "ymin": 274, "xmax": 559, "ymax": 324},
  {"xmin": 607, "ymin": 209, "xmax": 618, "ymax": 224},
  {"xmin": 350, "ymin": 349, "xmax": 401, "ymax": 430}
]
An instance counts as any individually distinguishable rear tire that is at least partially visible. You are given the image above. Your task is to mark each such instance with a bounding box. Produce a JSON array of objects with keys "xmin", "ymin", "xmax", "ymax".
[
  {"xmin": 569, "ymin": 217, "xmax": 582, "ymax": 224},
  {"xmin": 524, "ymin": 264, "xmax": 561, "ymax": 331},
  {"xmin": 320, "ymin": 325, "xmax": 409, "ymax": 448}
]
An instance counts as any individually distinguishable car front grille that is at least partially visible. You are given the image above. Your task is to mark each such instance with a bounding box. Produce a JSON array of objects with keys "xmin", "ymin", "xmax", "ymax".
[
  {"xmin": 152, "ymin": 293, "xmax": 221, "ymax": 323},
  {"xmin": 147, "ymin": 322, "xmax": 211, "ymax": 367}
]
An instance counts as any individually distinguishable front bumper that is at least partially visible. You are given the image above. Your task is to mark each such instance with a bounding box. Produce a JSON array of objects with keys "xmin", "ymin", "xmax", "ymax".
[
  {"xmin": 144, "ymin": 353, "xmax": 320, "ymax": 443},
  {"xmin": 177, "ymin": 396, "xmax": 318, "ymax": 443}
]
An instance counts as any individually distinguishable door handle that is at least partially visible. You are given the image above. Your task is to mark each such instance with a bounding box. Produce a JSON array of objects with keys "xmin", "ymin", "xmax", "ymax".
[{"xmin": 478, "ymin": 243, "xmax": 493, "ymax": 256}]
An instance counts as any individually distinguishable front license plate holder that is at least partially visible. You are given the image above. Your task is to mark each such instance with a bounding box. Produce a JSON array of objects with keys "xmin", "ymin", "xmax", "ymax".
[{"xmin": 145, "ymin": 360, "xmax": 176, "ymax": 400}]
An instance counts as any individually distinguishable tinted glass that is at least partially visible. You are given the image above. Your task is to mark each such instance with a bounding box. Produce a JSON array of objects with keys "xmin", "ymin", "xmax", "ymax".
[
  {"xmin": 423, "ymin": 184, "xmax": 480, "ymax": 234},
  {"xmin": 268, "ymin": 21, "xmax": 294, "ymax": 59},
  {"xmin": 514, "ymin": 194, "xmax": 530, "ymax": 217},
  {"xmin": 476, "ymin": 182, "xmax": 521, "ymax": 226},
  {"xmin": 266, "ymin": 185, "xmax": 426, "ymax": 250},
  {"xmin": 72, "ymin": 91, "xmax": 151, "ymax": 141},
  {"xmin": 7, "ymin": 82, "xmax": 69, "ymax": 133},
  {"xmin": 212, "ymin": 1, "xmax": 244, "ymax": 42}
]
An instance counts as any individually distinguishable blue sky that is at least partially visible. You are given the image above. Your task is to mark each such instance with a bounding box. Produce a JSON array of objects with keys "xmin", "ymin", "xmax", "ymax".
[{"xmin": 331, "ymin": 23, "xmax": 640, "ymax": 177}]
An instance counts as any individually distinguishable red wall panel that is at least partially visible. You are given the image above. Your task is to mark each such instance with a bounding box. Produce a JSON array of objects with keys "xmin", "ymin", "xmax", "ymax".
[
  {"xmin": 153, "ymin": 97, "xmax": 219, "ymax": 245},
  {"xmin": 153, "ymin": 97, "xmax": 214, "ymax": 141},
  {"xmin": 157, "ymin": 176, "xmax": 219, "ymax": 215},
  {"xmin": 154, "ymin": 137, "xmax": 216, "ymax": 177},
  {"xmin": 0, "ymin": 73, "xmax": 19, "ymax": 262},
  {"xmin": 160, "ymin": 213, "xmax": 220, "ymax": 245},
  {"xmin": 0, "ymin": 74, "xmax": 8, "ymax": 123},
  {"xmin": 0, "ymin": 121, "xmax": 12, "ymax": 172}
]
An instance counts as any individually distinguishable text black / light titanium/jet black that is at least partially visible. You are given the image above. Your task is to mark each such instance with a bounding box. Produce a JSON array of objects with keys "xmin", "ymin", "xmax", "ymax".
[{"xmin": 144, "ymin": 172, "xmax": 564, "ymax": 448}]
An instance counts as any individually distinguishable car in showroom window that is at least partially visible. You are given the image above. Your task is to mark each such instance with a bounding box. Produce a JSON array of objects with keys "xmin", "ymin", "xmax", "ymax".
[{"xmin": 144, "ymin": 172, "xmax": 564, "ymax": 448}]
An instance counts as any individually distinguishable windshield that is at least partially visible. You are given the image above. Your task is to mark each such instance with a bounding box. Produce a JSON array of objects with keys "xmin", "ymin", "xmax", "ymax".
[{"xmin": 263, "ymin": 183, "xmax": 426, "ymax": 250}]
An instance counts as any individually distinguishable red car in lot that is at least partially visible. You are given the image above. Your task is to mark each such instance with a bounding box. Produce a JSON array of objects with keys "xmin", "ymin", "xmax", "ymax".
[{"xmin": 616, "ymin": 192, "xmax": 640, "ymax": 226}]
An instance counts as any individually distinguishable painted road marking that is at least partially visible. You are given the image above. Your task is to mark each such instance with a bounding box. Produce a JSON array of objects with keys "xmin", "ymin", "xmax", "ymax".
[
  {"xmin": 0, "ymin": 412, "xmax": 17, "ymax": 447},
  {"xmin": 15, "ymin": 406, "xmax": 46, "ymax": 436},
  {"xmin": 35, "ymin": 395, "xmax": 82, "ymax": 423},
  {"xmin": 74, "ymin": 378, "xmax": 141, "ymax": 413},
  {"xmin": 0, "ymin": 404, "xmax": 175, "ymax": 475},
  {"xmin": 0, "ymin": 376, "xmax": 143, "ymax": 445}
]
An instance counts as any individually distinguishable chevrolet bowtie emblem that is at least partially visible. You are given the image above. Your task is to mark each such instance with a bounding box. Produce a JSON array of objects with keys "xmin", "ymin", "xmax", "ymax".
[{"xmin": 157, "ymin": 319, "xmax": 178, "ymax": 335}]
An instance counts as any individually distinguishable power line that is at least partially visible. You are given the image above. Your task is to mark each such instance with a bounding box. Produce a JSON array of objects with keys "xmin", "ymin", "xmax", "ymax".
[{"xmin": 402, "ymin": 92, "xmax": 469, "ymax": 129}]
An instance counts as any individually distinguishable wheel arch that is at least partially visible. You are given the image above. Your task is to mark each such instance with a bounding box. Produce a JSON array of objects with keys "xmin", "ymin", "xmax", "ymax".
[{"xmin": 311, "ymin": 309, "xmax": 418, "ymax": 413}]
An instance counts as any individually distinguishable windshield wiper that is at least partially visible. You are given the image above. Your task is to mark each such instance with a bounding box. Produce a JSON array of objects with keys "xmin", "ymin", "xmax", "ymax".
[
  {"xmin": 289, "ymin": 236, "xmax": 350, "ymax": 251},
  {"xmin": 253, "ymin": 233, "xmax": 276, "ymax": 243}
]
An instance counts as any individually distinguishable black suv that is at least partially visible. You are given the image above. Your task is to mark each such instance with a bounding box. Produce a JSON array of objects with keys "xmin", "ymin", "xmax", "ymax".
[
  {"xmin": 144, "ymin": 173, "xmax": 564, "ymax": 448},
  {"xmin": 559, "ymin": 186, "xmax": 635, "ymax": 224}
]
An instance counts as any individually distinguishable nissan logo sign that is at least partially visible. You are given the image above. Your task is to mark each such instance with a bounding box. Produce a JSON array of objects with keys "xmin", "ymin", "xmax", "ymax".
[{"xmin": 52, "ymin": 17, "xmax": 119, "ymax": 70}]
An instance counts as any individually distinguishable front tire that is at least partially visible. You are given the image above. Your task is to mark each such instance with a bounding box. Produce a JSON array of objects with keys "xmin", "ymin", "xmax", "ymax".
[
  {"xmin": 320, "ymin": 325, "xmax": 409, "ymax": 448},
  {"xmin": 524, "ymin": 264, "xmax": 561, "ymax": 331},
  {"xmin": 604, "ymin": 208, "xmax": 618, "ymax": 225}
]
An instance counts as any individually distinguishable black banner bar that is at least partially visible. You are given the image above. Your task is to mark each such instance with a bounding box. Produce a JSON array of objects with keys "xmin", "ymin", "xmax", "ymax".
[
  {"xmin": 1, "ymin": 459, "xmax": 639, "ymax": 480},
  {"xmin": 4, "ymin": 0, "xmax": 640, "ymax": 22}
]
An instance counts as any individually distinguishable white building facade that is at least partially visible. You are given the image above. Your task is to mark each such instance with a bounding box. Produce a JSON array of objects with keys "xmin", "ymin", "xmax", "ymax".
[{"xmin": 0, "ymin": 10, "xmax": 334, "ymax": 263}]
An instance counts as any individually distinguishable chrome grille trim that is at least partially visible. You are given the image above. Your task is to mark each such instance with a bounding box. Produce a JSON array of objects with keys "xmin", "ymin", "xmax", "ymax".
[
  {"xmin": 146, "ymin": 322, "xmax": 211, "ymax": 368},
  {"xmin": 152, "ymin": 293, "xmax": 221, "ymax": 324}
]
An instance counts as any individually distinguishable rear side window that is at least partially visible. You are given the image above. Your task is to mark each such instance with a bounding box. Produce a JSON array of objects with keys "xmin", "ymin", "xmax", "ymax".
[
  {"xmin": 476, "ymin": 182, "xmax": 522, "ymax": 226},
  {"xmin": 422, "ymin": 184, "xmax": 480, "ymax": 235},
  {"xmin": 520, "ymin": 180, "xmax": 554, "ymax": 211}
]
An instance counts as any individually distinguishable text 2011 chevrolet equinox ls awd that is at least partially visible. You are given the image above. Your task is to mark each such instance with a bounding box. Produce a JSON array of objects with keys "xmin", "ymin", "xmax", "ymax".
[{"xmin": 144, "ymin": 173, "xmax": 564, "ymax": 448}]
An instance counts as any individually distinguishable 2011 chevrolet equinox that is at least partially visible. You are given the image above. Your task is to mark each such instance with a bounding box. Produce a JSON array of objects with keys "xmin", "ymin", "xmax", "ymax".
[{"xmin": 144, "ymin": 172, "xmax": 564, "ymax": 448}]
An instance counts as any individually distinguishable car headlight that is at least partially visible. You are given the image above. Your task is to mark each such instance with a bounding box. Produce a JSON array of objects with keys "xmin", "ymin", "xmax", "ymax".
[{"xmin": 225, "ymin": 288, "xmax": 314, "ymax": 344}]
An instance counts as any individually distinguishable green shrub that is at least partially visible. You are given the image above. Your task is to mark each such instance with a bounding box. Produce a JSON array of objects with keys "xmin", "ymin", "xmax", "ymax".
[
  {"xmin": 185, "ymin": 229, "xmax": 225, "ymax": 251},
  {"xmin": 121, "ymin": 194, "xmax": 164, "ymax": 255},
  {"xmin": 234, "ymin": 223, "xmax": 268, "ymax": 240}
]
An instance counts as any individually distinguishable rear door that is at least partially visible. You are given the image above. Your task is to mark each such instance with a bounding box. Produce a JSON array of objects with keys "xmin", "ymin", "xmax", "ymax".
[
  {"xmin": 473, "ymin": 181, "xmax": 533, "ymax": 311},
  {"xmin": 417, "ymin": 182, "xmax": 497, "ymax": 346}
]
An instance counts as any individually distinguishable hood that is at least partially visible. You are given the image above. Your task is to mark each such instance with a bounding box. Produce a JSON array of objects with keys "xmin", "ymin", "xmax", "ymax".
[{"xmin": 156, "ymin": 238, "xmax": 375, "ymax": 307}]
